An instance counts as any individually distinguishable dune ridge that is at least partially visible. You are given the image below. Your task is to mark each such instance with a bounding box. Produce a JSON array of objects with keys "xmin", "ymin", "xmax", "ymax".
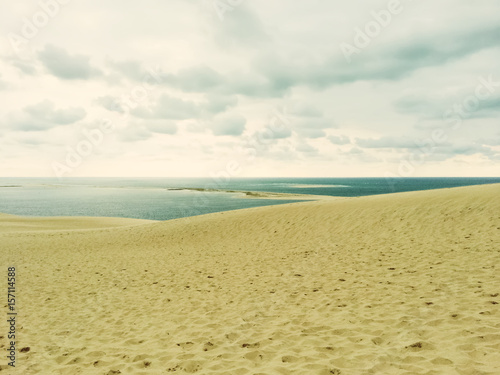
[{"xmin": 0, "ymin": 184, "xmax": 499, "ymax": 374}]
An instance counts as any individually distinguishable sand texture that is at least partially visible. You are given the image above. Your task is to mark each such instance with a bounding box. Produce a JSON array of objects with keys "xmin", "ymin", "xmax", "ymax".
[{"xmin": 0, "ymin": 184, "xmax": 499, "ymax": 374}]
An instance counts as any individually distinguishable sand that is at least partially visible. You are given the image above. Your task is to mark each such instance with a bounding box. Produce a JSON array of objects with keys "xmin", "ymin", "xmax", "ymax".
[
  {"xmin": 0, "ymin": 184, "xmax": 499, "ymax": 374},
  {"xmin": 167, "ymin": 188, "xmax": 335, "ymax": 200}
]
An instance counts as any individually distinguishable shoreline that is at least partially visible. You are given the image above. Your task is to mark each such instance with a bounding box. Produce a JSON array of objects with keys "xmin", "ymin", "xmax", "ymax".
[
  {"xmin": 1, "ymin": 183, "xmax": 499, "ymax": 223},
  {"xmin": 167, "ymin": 187, "xmax": 337, "ymax": 200}
]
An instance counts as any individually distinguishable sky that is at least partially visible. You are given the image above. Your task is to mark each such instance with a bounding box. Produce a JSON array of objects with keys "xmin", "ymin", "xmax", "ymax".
[{"xmin": 0, "ymin": 0, "xmax": 499, "ymax": 177}]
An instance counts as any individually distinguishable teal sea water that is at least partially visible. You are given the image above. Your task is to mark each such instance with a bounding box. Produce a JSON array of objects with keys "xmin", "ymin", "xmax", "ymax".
[{"xmin": 0, "ymin": 177, "xmax": 498, "ymax": 220}]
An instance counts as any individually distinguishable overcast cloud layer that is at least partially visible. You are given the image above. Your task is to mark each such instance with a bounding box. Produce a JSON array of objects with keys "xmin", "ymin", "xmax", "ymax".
[{"xmin": 1, "ymin": 0, "xmax": 499, "ymax": 177}]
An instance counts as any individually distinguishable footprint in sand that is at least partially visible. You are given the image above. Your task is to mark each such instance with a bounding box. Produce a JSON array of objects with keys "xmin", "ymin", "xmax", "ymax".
[
  {"xmin": 176, "ymin": 341, "xmax": 195, "ymax": 349},
  {"xmin": 241, "ymin": 342, "xmax": 260, "ymax": 349},
  {"xmin": 404, "ymin": 341, "xmax": 435, "ymax": 351}
]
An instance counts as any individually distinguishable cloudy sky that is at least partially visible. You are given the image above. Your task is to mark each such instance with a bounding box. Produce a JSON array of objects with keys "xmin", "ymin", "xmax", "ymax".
[{"xmin": 1, "ymin": 0, "xmax": 499, "ymax": 177}]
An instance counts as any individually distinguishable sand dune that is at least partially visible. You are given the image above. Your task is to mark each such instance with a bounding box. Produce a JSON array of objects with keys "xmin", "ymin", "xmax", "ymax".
[
  {"xmin": 1, "ymin": 184, "xmax": 499, "ymax": 374},
  {"xmin": 0, "ymin": 214, "xmax": 153, "ymax": 233}
]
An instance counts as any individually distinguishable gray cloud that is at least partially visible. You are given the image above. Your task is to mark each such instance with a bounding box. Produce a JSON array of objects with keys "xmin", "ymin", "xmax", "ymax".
[
  {"xmin": 107, "ymin": 60, "xmax": 144, "ymax": 81},
  {"xmin": 289, "ymin": 104, "xmax": 323, "ymax": 118},
  {"xmin": 254, "ymin": 25, "xmax": 500, "ymax": 90},
  {"xmin": 393, "ymin": 94, "xmax": 444, "ymax": 119},
  {"xmin": 131, "ymin": 94, "xmax": 200, "ymax": 120},
  {"xmin": 328, "ymin": 135, "xmax": 351, "ymax": 145},
  {"xmin": 85, "ymin": 21, "xmax": 500, "ymax": 101},
  {"xmin": 117, "ymin": 119, "xmax": 177, "ymax": 143},
  {"xmin": 295, "ymin": 140, "xmax": 318, "ymax": 154},
  {"xmin": 211, "ymin": 4, "xmax": 270, "ymax": 48},
  {"xmin": 202, "ymin": 93, "xmax": 238, "ymax": 116},
  {"xmin": 294, "ymin": 118, "xmax": 335, "ymax": 138},
  {"xmin": 7, "ymin": 100, "xmax": 86, "ymax": 131},
  {"xmin": 38, "ymin": 44, "xmax": 102, "ymax": 80},
  {"xmin": 110, "ymin": 60, "xmax": 288, "ymax": 98},
  {"xmin": 117, "ymin": 123, "xmax": 152, "ymax": 143},
  {"xmin": 259, "ymin": 125, "xmax": 292, "ymax": 140},
  {"xmin": 211, "ymin": 113, "xmax": 246, "ymax": 136},
  {"xmin": 356, "ymin": 136, "xmax": 426, "ymax": 149},
  {"xmin": 347, "ymin": 147, "xmax": 364, "ymax": 155},
  {"xmin": 5, "ymin": 57, "xmax": 37, "ymax": 76},
  {"xmin": 102, "ymin": 56, "xmax": 287, "ymax": 99},
  {"xmin": 244, "ymin": 125, "xmax": 293, "ymax": 152},
  {"xmin": 143, "ymin": 120, "xmax": 178, "ymax": 135},
  {"xmin": 472, "ymin": 96, "xmax": 500, "ymax": 116},
  {"xmin": 395, "ymin": 90, "xmax": 500, "ymax": 124},
  {"xmin": 95, "ymin": 95, "xmax": 128, "ymax": 114},
  {"xmin": 158, "ymin": 67, "xmax": 287, "ymax": 98},
  {"xmin": 480, "ymin": 136, "xmax": 500, "ymax": 146},
  {"xmin": 99, "ymin": 21, "xmax": 500, "ymax": 101},
  {"xmin": 224, "ymin": 75, "xmax": 289, "ymax": 98},
  {"xmin": 98, "ymin": 92, "xmax": 239, "ymax": 120},
  {"xmin": 163, "ymin": 66, "xmax": 224, "ymax": 92},
  {"xmin": 10, "ymin": 135, "xmax": 48, "ymax": 146},
  {"xmin": 423, "ymin": 143, "xmax": 498, "ymax": 161}
]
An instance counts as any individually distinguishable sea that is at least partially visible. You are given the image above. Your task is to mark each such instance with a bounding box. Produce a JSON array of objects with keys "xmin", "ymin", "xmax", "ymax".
[{"xmin": 0, "ymin": 177, "xmax": 498, "ymax": 221}]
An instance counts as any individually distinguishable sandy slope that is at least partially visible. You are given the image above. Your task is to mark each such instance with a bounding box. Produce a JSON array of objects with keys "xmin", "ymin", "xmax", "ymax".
[
  {"xmin": 0, "ymin": 184, "xmax": 499, "ymax": 374},
  {"xmin": 0, "ymin": 214, "xmax": 153, "ymax": 233}
]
